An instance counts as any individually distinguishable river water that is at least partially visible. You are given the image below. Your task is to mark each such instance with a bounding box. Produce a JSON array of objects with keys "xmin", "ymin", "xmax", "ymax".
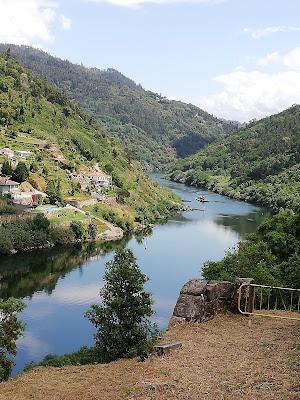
[{"xmin": 1, "ymin": 176, "xmax": 267, "ymax": 374}]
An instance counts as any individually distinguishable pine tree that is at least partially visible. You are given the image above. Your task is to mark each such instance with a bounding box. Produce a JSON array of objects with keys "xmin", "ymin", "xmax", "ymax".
[
  {"xmin": 1, "ymin": 160, "xmax": 13, "ymax": 176},
  {"xmin": 85, "ymin": 249, "xmax": 158, "ymax": 362},
  {"xmin": 12, "ymin": 162, "xmax": 29, "ymax": 183}
]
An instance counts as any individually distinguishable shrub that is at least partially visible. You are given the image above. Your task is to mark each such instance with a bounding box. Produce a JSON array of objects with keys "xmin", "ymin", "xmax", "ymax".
[{"xmin": 70, "ymin": 221, "xmax": 84, "ymax": 240}]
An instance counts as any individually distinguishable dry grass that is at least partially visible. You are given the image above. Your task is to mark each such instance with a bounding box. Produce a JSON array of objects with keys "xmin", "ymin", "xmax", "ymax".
[{"xmin": 1, "ymin": 313, "xmax": 299, "ymax": 400}]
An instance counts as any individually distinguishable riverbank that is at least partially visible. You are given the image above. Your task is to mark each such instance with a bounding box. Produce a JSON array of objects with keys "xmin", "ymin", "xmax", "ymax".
[{"xmin": 1, "ymin": 313, "xmax": 299, "ymax": 400}]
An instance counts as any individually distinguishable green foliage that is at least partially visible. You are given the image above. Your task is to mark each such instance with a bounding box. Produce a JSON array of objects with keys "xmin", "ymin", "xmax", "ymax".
[
  {"xmin": 12, "ymin": 162, "xmax": 29, "ymax": 183},
  {"xmin": 1, "ymin": 160, "xmax": 13, "ymax": 176},
  {"xmin": 70, "ymin": 221, "xmax": 84, "ymax": 240},
  {"xmin": 45, "ymin": 180, "xmax": 62, "ymax": 204},
  {"xmin": 203, "ymin": 210, "xmax": 300, "ymax": 288},
  {"xmin": 0, "ymin": 51, "xmax": 180, "ymax": 230},
  {"xmin": 0, "ymin": 215, "xmax": 50, "ymax": 255},
  {"xmin": 25, "ymin": 346, "xmax": 97, "ymax": 370},
  {"xmin": 87, "ymin": 223, "xmax": 97, "ymax": 240},
  {"xmin": 85, "ymin": 249, "xmax": 158, "ymax": 362},
  {"xmin": 50, "ymin": 226, "xmax": 75, "ymax": 245},
  {"xmin": 0, "ymin": 44, "xmax": 236, "ymax": 170},
  {"xmin": 168, "ymin": 105, "xmax": 300, "ymax": 211},
  {"xmin": 0, "ymin": 298, "xmax": 26, "ymax": 381}
]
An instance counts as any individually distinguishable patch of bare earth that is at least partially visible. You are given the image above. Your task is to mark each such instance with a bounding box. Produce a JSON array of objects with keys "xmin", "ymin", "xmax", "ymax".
[{"xmin": 1, "ymin": 313, "xmax": 299, "ymax": 400}]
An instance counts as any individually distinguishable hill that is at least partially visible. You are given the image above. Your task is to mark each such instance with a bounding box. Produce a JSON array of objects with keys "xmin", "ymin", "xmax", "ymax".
[
  {"xmin": 167, "ymin": 105, "xmax": 300, "ymax": 210},
  {"xmin": 0, "ymin": 44, "xmax": 236, "ymax": 170},
  {"xmin": 0, "ymin": 52, "xmax": 181, "ymax": 235},
  {"xmin": 1, "ymin": 313, "xmax": 299, "ymax": 399}
]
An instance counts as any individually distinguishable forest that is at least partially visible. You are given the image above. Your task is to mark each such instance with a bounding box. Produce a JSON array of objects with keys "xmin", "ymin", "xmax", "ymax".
[
  {"xmin": 0, "ymin": 44, "xmax": 236, "ymax": 170},
  {"xmin": 167, "ymin": 105, "xmax": 300, "ymax": 211}
]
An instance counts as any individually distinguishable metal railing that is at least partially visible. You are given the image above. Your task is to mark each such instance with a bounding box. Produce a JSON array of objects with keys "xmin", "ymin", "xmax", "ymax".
[{"xmin": 238, "ymin": 283, "xmax": 300, "ymax": 321}]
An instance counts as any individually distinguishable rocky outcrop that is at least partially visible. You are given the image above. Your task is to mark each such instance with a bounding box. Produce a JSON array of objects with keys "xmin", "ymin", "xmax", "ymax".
[{"xmin": 169, "ymin": 278, "xmax": 253, "ymax": 327}]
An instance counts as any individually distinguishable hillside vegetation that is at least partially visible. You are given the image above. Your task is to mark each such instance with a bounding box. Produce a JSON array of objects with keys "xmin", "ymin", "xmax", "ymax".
[
  {"xmin": 0, "ymin": 44, "xmax": 236, "ymax": 170},
  {"xmin": 168, "ymin": 105, "xmax": 300, "ymax": 210},
  {"xmin": 0, "ymin": 52, "xmax": 180, "ymax": 231}
]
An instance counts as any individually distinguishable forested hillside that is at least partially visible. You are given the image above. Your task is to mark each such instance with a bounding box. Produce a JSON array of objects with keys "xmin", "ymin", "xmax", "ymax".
[
  {"xmin": 0, "ymin": 52, "xmax": 180, "ymax": 227},
  {"xmin": 168, "ymin": 105, "xmax": 300, "ymax": 210},
  {"xmin": 0, "ymin": 44, "xmax": 236, "ymax": 170}
]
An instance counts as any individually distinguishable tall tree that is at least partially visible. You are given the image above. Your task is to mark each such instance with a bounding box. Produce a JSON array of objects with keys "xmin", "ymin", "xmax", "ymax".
[
  {"xmin": 85, "ymin": 249, "xmax": 157, "ymax": 362},
  {"xmin": 0, "ymin": 298, "xmax": 26, "ymax": 382},
  {"xmin": 1, "ymin": 160, "xmax": 13, "ymax": 176},
  {"xmin": 12, "ymin": 162, "xmax": 29, "ymax": 183}
]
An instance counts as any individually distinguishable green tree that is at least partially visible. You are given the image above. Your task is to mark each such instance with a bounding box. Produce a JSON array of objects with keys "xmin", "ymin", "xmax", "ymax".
[
  {"xmin": 0, "ymin": 298, "xmax": 26, "ymax": 382},
  {"xmin": 87, "ymin": 223, "xmax": 97, "ymax": 240},
  {"xmin": 85, "ymin": 249, "xmax": 158, "ymax": 363},
  {"xmin": 70, "ymin": 221, "xmax": 84, "ymax": 240},
  {"xmin": 30, "ymin": 162, "xmax": 39, "ymax": 173},
  {"xmin": 1, "ymin": 160, "xmax": 13, "ymax": 176},
  {"xmin": 45, "ymin": 180, "xmax": 62, "ymax": 204},
  {"xmin": 12, "ymin": 162, "xmax": 29, "ymax": 183}
]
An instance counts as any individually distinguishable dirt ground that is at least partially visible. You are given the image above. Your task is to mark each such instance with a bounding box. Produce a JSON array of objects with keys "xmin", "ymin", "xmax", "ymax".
[{"xmin": 1, "ymin": 313, "xmax": 299, "ymax": 400}]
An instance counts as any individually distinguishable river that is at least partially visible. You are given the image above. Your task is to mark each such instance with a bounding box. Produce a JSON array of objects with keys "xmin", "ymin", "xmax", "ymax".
[{"xmin": 1, "ymin": 176, "xmax": 268, "ymax": 374}]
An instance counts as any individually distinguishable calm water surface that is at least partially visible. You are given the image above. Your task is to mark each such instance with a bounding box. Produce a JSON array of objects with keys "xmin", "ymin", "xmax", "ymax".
[{"xmin": 1, "ymin": 176, "xmax": 268, "ymax": 374}]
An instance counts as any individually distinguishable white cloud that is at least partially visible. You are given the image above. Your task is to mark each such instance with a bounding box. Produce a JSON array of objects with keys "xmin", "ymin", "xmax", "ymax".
[
  {"xmin": 61, "ymin": 14, "xmax": 72, "ymax": 30},
  {"xmin": 256, "ymin": 51, "xmax": 280, "ymax": 67},
  {"xmin": 199, "ymin": 69, "xmax": 300, "ymax": 122},
  {"xmin": 197, "ymin": 46, "xmax": 300, "ymax": 121},
  {"xmin": 89, "ymin": 0, "xmax": 223, "ymax": 8},
  {"xmin": 0, "ymin": 0, "xmax": 71, "ymax": 46},
  {"xmin": 244, "ymin": 25, "xmax": 300, "ymax": 40}
]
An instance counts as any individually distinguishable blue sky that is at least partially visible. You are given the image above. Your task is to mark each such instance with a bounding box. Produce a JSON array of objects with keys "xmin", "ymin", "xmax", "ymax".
[{"xmin": 1, "ymin": 0, "xmax": 300, "ymax": 121}]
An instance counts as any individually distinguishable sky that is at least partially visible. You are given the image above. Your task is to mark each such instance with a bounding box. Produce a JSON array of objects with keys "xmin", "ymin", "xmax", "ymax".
[{"xmin": 1, "ymin": 0, "xmax": 300, "ymax": 121}]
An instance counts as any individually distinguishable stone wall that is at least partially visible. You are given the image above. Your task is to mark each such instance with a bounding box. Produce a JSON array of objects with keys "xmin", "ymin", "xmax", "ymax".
[{"xmin": 169, "ymin": 278, "xmax": 253, "ymax": 327}]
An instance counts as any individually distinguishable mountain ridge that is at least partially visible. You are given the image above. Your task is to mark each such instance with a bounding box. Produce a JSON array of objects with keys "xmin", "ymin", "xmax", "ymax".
[
  {"xmin": 167, "ymin": 104, "xmax": 300, "ymax": 210},
  {"xmin": 0, "ymin": 44, "xmax": 236, "ymax": 170}
]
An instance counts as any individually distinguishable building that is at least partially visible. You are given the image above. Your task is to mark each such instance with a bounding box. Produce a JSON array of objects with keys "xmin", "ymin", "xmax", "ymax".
[
  {"xmin": 0, "ymin": 178, "xmax": 19, "ymax": 195},
  {"xmin": 16, "ymin": 150, "xmax": 31, "ymax": 159},
  {"xmin": 81, "ymin": 170, "xmax": 112, "ymax": 187},
  {"xmin": 0, "ymin": 148, "xmax": 14, "ymax": 160}
]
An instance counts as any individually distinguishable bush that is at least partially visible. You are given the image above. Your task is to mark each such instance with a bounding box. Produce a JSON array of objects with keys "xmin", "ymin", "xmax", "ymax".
[
  {"xmin": 203, "ymin": 210, "xmax": 300, "ymax": 288},
  {"xmin": 70, "ymin": 221, "xmax": 84, "ymax": 240},
  {"xmin": 50, "ymin": 226, "xmax": 75, "ymax": 245},
  {"xmin": 25, "ymin": 346, "xmax": 97, "ymax": 370}
]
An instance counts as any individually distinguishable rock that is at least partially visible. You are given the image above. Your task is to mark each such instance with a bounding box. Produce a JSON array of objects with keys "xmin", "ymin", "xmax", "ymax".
[
  {"xmin": 168, "ymin": 316, "xmax": 186, "ymax": 328},
  {"xmin": 173, "ymin": 293, "xmax": 204, "ymax": 320},
  {"xmin": 180, "ymin": 279, "xmax": 207, "ymax": 296},
  {"xmin": 154, "ymin": 342, "xmax": 182, "ymax": 356},
  {"xmin": 170, "ymin": 278, "xmax": 253, "ymax": 325}
]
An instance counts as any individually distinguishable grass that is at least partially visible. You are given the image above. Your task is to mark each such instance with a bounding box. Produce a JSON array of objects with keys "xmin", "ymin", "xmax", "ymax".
[
  {"xmin": 47, "ymin": 210, "xmax": 87, "ymax": 223},
  {"xmin": 1, "ymin": 313, "xmax": 299, "ymax": 400}
]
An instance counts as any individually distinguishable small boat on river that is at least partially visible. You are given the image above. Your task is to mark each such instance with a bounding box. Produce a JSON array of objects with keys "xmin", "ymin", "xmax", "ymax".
[{"xmin": 196, "ymin": 195, "xmax": 208, "ymax": 203}]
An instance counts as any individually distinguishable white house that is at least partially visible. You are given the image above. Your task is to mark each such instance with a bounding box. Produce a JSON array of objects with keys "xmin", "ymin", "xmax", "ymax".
[
  {"xmin": 81, "ymin": 170, "xmax": 112, "ymax": 187},
  {"xmin": 0, "ymin": 148, "xmax": 14, "ymax": 160},
  {"xmin": 16, "ymin": 150, "xmax": 31, "ymax": 159},
  {"xmin": 0, "ymin": 178, "xmax": 19, "ymax": 195}
]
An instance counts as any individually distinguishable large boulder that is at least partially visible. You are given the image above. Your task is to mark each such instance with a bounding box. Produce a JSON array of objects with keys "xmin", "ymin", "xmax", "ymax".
[{"xmin": 171, "ymin": 279, "xmax": 235, "ymax": 325}]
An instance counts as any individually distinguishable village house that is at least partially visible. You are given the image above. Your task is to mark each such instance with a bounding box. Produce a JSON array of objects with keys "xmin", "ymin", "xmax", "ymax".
[
  {"xmin": 16, "ymin": 150, "xmax": 31, "ymax": 159},
  {"xmin": 11, "ymin": 182, "xmax": 48, "ymax": 206},
  {"xmin": 0, "ymin": 147, "xmax": 14, "ymax": 160},
  {"xmin": 81, "ymin": 170, "xmax": 112, "ymax": 187},
  {"xmin": 0, "ymin": 177, "xmax": 19, "ymax": 195}
]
